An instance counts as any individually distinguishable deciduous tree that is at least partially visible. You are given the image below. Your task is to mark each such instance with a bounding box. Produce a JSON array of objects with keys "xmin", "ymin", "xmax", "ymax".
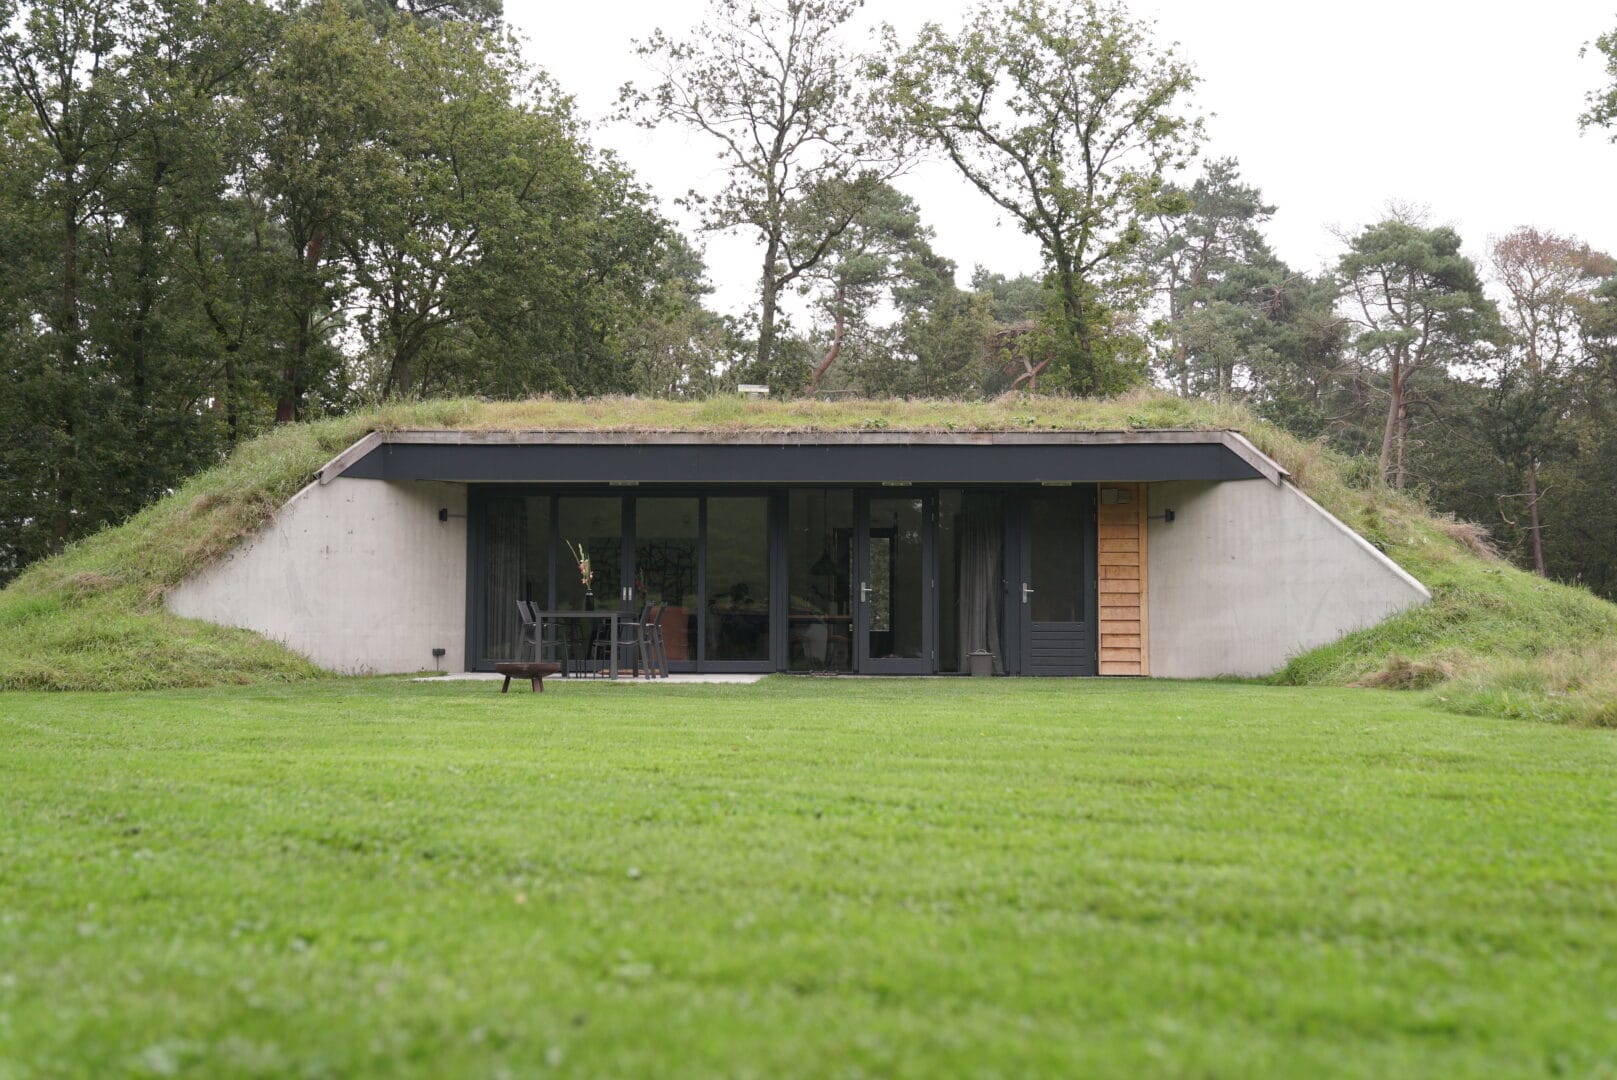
[
  {"xmin": 619, "ymin": 0, "xmax": 897, "ymax": 387},
  {"xmin": 881, "ymin": 0, "xmax": 1201, "ymax": 392}
]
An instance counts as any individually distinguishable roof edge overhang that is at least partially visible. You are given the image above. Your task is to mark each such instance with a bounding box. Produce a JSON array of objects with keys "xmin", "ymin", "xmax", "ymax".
[{"xmin": 316, "ymin": 428, "xmax": 1289, "ymax": 487}]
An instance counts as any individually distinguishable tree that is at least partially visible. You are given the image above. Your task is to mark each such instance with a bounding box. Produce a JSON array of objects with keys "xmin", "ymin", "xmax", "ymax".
[
  {"xmin": 888, "ymin": 263, "xmax": 994, "ymax": 397},
  {"xmin": 1581, "ymin": 23, "xmax": 1617, "ymax": 136},
  {"xmin": 0, "ymin": 0, "xmax": 711, "ymax": 585},
  {"xmin": 622, "ymin": 234, "xmax": 740, "ymax": 398},
  {"xmin": 1338, "ymin": 216, "xmax": 1495, "ymax": 487},
  {"xmin": 343, "ymin": 28, "xmax": 592, "ymax": 399},
  {"xmin": 881, "ymin": 0, "xmax": 1201, "ymax": 392},
  {"xmin": 0, "ymin": 0, "xmax": 138, "ymax": 551},
  {"xmin": 1484, "ymin": 228, "xmax": 1609, "ymax": 575},
  {"xmin": 619, "ymin": 0, "xmax": 898, "ymax": 387},
  {"xmin": 1143, "ymin": 158, "xmax": 1280, "ymax": 398},
  {"xmin": 242, "ymin": 1, "xmax": 399, "ymax": 422},
  {"xmin": 798, "ymin": 179, "xmax": 937, "ymax": 391},
  {"xmin": 1245, "ymin": 272, "xmax": 1351, "ymax": 439}
]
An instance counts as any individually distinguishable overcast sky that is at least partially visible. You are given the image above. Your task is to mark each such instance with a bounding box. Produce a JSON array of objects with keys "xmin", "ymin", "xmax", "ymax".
[{"xmin": 507, "ymin": 0, "xmax": 1617, "ymax": 317}]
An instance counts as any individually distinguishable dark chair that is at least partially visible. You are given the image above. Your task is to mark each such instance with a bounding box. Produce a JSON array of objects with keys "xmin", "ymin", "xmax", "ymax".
[
  {"xmin": 517, "ymin": 600, "xmax": 572, "ymax": 674},
  {"xmin": 644, "ymin": 604, "xmax": 669, "ymax": 678},
  {"xmin": 589, "ymin": 604, "xmax": 653, "ymax": 678},
  {"xmin": 516, "ymin": 600, "xmax": 538, "ymax": 659}
]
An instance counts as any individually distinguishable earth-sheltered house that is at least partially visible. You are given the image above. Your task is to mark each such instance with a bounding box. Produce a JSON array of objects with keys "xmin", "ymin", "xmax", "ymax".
[{"xmin": 165, "ymin": 424, "xmax": 1431, "ymax": 679}]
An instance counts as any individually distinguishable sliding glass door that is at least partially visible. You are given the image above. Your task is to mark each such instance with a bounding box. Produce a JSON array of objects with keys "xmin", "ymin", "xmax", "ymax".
[
  {"xmin": 475, "ymin": 490, "xmax": 774, "ymax": 671},
  {"xmin": 634, "ymin": 497, "xmax": 699, "ymax": 668}
]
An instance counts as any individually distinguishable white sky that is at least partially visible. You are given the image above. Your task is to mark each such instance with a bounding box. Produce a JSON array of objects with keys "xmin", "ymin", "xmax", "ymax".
[{"xmin": 508, "ymin": 0, "xmax": 1617, "ymax": 319}]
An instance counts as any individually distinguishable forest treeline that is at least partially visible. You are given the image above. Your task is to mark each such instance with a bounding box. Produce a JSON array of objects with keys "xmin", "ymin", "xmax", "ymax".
[{"xmin": 3, "ymin": 0, "xmax": 1617, "ymax": 601}]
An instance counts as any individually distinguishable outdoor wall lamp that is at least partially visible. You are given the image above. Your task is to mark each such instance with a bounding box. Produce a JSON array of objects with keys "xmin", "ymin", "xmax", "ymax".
[
  {"xmin": 437, "ymin": 508, "xmax": 467, "ymax": 523},
  {"xmin": 1148, "ymin": 509, "xmax": 1176, "ymax": 523}
]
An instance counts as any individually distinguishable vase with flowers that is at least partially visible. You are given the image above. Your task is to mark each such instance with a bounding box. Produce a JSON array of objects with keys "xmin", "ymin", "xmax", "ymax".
[{"xmin": 567, "ymin": 540, "xmax": 595, "ymax": 610}]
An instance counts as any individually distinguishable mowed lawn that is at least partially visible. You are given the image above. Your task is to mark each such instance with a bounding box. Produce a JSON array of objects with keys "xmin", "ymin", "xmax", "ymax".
[{"xmin": 2, "ymin": 679, "xmax": 1614, "ymax": 1078}]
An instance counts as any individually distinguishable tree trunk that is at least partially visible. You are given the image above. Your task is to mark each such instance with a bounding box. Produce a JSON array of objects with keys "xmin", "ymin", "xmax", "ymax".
[
  {"xmin": 278, "ymin": 313, "xmax": 305, "ymax": 424},
  {"xmin": 1395, "ymin": 394, "xmax": 1409, "ymax": 490},
  {"xmin": 1379, "ymin": 357, "xmax": 1402, "ymax": 485},
  {"xmin": 278, "ymin": 231, "xmax": 325, "ymax": 424},
  {"xmin": 52, "ymin": 196, "xmax": 81, "ymax": 554},
  {"xmin": 130, "ymin": 177, "xmax": 163, "ymax": 406},
  {"xmin": 809, "ymin": 286, "xmax": 845, "ymax": 392},
  {"xmin": 1055, "ymin": 265, "xmax": 1091, "ymax": 389},
  {"xmin": 1526, "ymin": 456, "xmax": 1546, "ymax": 576},
  {"xmin": 757, "ymin": 233, "xmax": 781, "ymax": 381},
  {"xmin": 223, "ymin": 344, "xmax": 240, "ymax": 449}
]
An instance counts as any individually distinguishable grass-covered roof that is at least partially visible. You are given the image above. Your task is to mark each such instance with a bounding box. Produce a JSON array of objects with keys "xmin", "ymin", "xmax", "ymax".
[{"xmin": 2, "ymin": 391, "xmax": 1614, "ymax": 724}]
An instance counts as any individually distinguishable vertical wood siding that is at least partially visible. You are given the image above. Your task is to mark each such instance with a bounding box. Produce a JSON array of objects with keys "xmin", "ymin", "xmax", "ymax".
[{"xmin": 1097, "ymin": 483, "xmax": 1149, "ymax": 676}]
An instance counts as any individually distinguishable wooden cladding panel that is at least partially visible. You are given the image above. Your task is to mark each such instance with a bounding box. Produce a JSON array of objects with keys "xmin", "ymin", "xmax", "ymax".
[{"xmin": 1096, "ymin": 483, "xmax": 1148, "ymax": 676}]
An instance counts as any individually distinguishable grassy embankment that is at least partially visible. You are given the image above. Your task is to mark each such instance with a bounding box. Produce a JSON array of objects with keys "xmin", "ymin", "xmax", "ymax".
[
  {"xmin": 3, "ymin": 677, "xmax": 1615, "ymax": 1077},
  {"xmin": 1, "ymin": 392, "xmax": 1613, "ymax": 722}
]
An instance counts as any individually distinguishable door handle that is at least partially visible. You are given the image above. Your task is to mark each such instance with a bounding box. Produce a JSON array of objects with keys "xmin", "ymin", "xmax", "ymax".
[
  {"xmin": 860, "ymin": 581, "xmax": 872, "ymax": 603},
  {"xmin": 1022, "ymin": 582, "xmax": 1034, "ymax": 605}
]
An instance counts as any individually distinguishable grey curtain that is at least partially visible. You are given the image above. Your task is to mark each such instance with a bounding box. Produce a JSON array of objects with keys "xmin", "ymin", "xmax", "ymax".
[
  {"xmin": 483, "ymin": 498, "xmax": 527, "ymax": 659},
  {"xmin": 957, "ymin": 502, "xmax": 1003, "ymax": 673}
]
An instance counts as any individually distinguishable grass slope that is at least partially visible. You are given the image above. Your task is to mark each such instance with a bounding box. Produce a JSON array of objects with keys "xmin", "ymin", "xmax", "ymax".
[
  {"xmin": 2, "ymin": 678, "xmax": 1615, "ymax": 1077},
  {"xmin": 1, "ymin": 391, "xmax": 1613, "ymax": 721}
]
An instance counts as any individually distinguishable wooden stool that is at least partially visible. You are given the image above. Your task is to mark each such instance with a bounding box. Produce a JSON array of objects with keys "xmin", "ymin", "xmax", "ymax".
[{"xmin": 494, "ymin": 661, "xmax": 561, "ymax": 693}]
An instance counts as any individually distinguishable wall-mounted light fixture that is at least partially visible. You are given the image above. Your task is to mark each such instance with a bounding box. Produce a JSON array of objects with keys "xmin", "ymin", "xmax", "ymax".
[
  {"xmin": 1148, "ymin": 509, "xmax": 1176, "ymax": 523},
  {"xmin": 437, "ymin": 508, "xmax": 467, "ymax": 523}
]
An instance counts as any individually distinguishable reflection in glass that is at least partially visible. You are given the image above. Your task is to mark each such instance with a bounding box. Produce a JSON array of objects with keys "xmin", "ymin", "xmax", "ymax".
[
  {"xmin": 866, "ymin": 496, "xmax": 924, "ymax": 660},
  {"xmin": 705, "ymin": 497, "xmax": 770, "ymax": 661},
  {"xmin": 556, "ymin": 497, "xmax": 621, "ymax": 611},
  {"xmin": 788, "ymin": 490, "xmax": 852, "ymax": 672},
  {"xmin": 635, "ymin": 497, "xmax": 699, "ymax": 663},
  {"xmin": 1030, "ymin": 491, "xmax": 1084, "ymax": 622}
]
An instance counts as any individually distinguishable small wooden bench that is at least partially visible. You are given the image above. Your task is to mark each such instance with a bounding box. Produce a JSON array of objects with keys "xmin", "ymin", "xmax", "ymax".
[{"xmin": 494, "ymin": 661, "xmax": 562, "ymax": 693}]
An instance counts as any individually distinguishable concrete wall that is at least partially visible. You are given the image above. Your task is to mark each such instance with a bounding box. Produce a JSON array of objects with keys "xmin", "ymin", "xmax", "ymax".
[
  {"xmin": 1146, "ymin": 479, "xmax": 1429, "ymax": 678},
  {"xmin": 166, "ymin": 478, "xmax": 467, "ymax": 674}
]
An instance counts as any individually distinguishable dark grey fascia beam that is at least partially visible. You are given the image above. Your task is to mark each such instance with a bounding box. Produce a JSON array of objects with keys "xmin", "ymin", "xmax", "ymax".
[{"xmin": 318, "ymin": 429, "xmax": 1285, "ymax": 486}]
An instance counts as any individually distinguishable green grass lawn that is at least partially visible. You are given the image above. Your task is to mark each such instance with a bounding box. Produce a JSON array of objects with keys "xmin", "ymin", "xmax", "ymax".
[{"xmin": 2, "ymin": 678, "xmax": 1614, "ymax": 1078}]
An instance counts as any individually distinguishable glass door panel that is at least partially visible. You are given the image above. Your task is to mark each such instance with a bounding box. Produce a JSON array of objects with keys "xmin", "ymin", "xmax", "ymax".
[
  {"xmin": 939, "ymin": 490, "xmax": 1004, "ymax": 673},
  {"xmin": 556, "ymin": 497, "xmax": 622, "ymax": 611},
  {"xmin": 787, "ymin": 490, "xmax": 853, "ymax": 672},
  {"xmin": 857, "ymin": 494, "xmax": 931, "ymax": 673},
  {"xmin": 705, "ymin": 497, "xmax": 770, "ymax": 662},
  {"xmin": 634, "ymin": 497, "xmax": 699, "ymax": 665},
  {"xmin": 482, "ymin": 496, "xmax": 550, "ymax": 663},
  {"xmin": 1030, "ymin": 492, "xmax": 1084, "ymax": 621}
]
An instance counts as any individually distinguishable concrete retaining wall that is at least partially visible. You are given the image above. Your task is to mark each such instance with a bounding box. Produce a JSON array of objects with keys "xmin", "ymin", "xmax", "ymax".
[
  {"xmin": 166, "ymin": 478, "xmax": 467, "ymax": 674},
  {"xmin": 1146, "ymin": 479, "xmax": 1429, "ymax": 678}
]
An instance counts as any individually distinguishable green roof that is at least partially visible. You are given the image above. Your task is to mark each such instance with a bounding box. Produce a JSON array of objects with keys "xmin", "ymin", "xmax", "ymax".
[{"xmin": 3, "ymin": 391, "xmax": 1615, "ymax": 724}]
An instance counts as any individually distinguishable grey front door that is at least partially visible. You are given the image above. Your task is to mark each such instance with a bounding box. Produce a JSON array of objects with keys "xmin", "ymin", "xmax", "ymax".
[{"xmin": 1015, "ymin": 488, "xmax": 1097, "ymax": 676}]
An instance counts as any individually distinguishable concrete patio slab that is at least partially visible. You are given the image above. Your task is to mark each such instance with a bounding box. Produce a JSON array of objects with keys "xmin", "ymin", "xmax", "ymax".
[{"xmin": 412, "ymin": 672, "xmax": 768, "ymax": 685}]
